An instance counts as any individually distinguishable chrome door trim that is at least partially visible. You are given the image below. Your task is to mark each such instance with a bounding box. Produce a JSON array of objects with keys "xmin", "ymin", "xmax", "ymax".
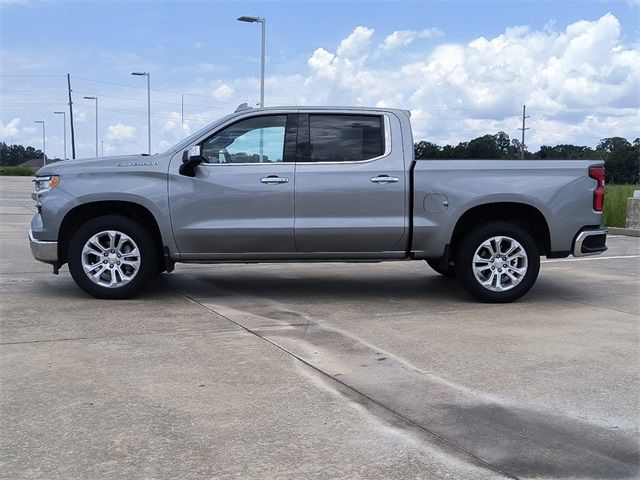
[{"xmin": 185, "ymin": 112, "xmax": 393, "ymax": 167}]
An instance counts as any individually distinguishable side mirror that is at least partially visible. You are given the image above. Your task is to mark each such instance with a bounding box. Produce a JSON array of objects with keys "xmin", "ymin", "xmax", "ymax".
[{"xmin": 179, "ymin": 146, "xmax": 206, "ymax": 177}]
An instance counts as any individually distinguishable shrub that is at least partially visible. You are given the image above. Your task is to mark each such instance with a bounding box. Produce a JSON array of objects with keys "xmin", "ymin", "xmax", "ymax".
[{"xmin": 603, "ymin": 184, "xmax": 639, "ymax": 228}]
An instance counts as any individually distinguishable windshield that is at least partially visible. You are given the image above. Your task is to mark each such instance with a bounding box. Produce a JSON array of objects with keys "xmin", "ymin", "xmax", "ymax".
[{"xmin": 164, "ymin": 112, "xmax": 238, "ymax": 154}]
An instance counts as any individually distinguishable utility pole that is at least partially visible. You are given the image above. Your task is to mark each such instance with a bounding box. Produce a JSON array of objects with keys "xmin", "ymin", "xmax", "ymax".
[
  {"xmin": 131, "ymin": 72, "xmax": 151, "ymax": 154},
  {"xmin": 518, "ymin": 105, "xmax": 530, "ymax": 160},
  {"xmin": 34, "ymin": 120, "xmax": 45, "ymax": 166},
  {"xmin": 67, "ymin": 74, "xmax": 76, "ymax": 159},
  {"xmin": 54, "ymin": 111, "xmax": 66, "ymax": 160},
  {"xmin": 101, "ymin": 140, "xmax": 104, "ymax": 157},
  {"xmin": 83, "ymin": 96, "xmax": 99, "ymax": 157},
  {"xmin": 237, "ymin": 15, "xmax": 266, "ymax": 107}
]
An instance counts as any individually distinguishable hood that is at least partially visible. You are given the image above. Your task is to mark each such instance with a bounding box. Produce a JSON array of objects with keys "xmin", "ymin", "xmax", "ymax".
[{"xmin": 35, "ymin": 154, "xmax": 165, "ymax": 176}]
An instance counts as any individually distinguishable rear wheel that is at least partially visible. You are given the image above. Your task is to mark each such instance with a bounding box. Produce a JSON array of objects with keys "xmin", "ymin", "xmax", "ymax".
[
  {"xmin": 454, "ymin": 222, "xmax": 540, "ymax": 303},
  {"xmin": 68, "ymin": 215, "xmax": 157, "ymax": 299}
]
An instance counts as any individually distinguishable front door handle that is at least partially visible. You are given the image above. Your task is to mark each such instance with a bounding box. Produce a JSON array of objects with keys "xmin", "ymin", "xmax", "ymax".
[
  {"xmin": 371, "ymin": 175, "xmax": 399, "ymax": 184},
  {"xmin": 260, "ymin": 176, "xmax": 289, "ymax": 185}
]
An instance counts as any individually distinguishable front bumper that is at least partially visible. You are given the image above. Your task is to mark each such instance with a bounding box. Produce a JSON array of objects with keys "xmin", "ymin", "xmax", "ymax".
[
  {"xmin": 572, "ymin": 228, "xmax": 608, "ymax": 257},
  {"xmin": 29, "ymin": 228, "xmax": 58, "ymax": 264}
]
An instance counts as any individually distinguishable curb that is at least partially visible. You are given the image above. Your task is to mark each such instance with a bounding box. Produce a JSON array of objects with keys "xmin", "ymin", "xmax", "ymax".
[{"xmin": 608, "ymin": 227, "xmax": 640, "ymax": 237}]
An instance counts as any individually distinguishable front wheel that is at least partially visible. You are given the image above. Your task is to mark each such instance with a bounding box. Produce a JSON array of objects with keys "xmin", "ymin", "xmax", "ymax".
[
  {"xmin": 67, "ymin": 215, "xmax": 157, "ymax": 299},
  {"xmin": 454, "ymin": 222, "xmax": 540, "ymax": 303}
]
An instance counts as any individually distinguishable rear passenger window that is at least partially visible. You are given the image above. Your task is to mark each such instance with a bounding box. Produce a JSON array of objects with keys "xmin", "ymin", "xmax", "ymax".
[{"xmin": 309, "ymin": 115, "xmax": 384, "ymax": 162}]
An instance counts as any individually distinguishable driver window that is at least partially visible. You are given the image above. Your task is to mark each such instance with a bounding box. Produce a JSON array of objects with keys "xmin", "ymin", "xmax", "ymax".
[{"xmin": 201, "ymin": 115, "xmax": 287, "ymax": 164}]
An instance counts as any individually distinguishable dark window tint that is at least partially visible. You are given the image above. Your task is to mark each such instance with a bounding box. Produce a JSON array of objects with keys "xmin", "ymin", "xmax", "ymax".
[{"xmin": 309, "ymin": 115, "xmax": 384, "ymax": 162}]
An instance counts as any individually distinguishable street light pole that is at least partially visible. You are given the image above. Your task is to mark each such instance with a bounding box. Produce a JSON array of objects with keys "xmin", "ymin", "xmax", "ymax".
[
  {"xmin": 34, "ymin": 120, "xmax": 45, "ymax": 166},
  {"xmin": 54, "ymin": 111, "xmax": 66, "ymax": 160},
  {"xmin": 131, "ymin": 72, "xmax": 151, "ymax": 154},
  {"xmin": 237, "ymin": 15, "xmax": 266, "ymax": 107},
  {"xmin": 83, "ymin": 96, "xmax": 99, "ymax": 157}
]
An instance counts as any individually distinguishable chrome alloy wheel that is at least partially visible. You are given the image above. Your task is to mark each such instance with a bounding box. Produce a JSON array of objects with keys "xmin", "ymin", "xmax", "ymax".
[
  {"xmin": 81, "ymin": 230, "xmax": 141, "ymax": 288},
  {"xmin": 472, "ymin": 236, "xmax": 528, "ymax": 292}
]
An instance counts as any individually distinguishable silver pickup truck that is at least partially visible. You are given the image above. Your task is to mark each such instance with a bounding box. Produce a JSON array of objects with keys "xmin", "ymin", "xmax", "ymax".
[{"xmin": 29, "ymin": 105, "xmax": 608, "ymax": 302}]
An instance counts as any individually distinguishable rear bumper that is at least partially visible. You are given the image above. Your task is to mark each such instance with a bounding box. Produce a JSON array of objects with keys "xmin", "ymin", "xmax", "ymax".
[
  {"xmin": 572, "ymin": 228, "xmax": 608, "ymax": 257},
  {"xmin": 29, "ymin": 228, "xmax": 58, "ymax": 264}
]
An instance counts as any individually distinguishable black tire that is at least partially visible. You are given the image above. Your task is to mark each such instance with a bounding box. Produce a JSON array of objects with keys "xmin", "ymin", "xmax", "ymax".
[
  {"xmin": 454, "ymin": 222, "xmax": 540, "ymax": 303},
  {"xmin": 426, "ymin": 259, "xmax": 456, "ymax": 278},
  {"xmin": 67, "ymin": 215, "xmax": 157, "ymax": 299}
]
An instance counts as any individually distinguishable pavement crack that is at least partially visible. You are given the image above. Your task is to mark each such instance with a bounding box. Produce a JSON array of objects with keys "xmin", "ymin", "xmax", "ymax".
[{"xmin": 0, "ymin": 327, "xmax": 239, "ymax": 346}]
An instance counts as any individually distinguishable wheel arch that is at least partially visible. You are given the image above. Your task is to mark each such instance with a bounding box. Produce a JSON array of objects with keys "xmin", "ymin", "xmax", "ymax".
[
  {"xmin": 58, "ymin": 201, "xmax": 166, "ymax": 271},
  {"xmin": 450, "ymin": 202, "xmax": 551, "ymax": 257}
]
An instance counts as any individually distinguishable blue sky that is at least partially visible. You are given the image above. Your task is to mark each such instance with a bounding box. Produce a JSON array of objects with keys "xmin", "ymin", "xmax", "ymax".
[{"xmin": 1, "ymin": 0, "xmax": 639, "ymax": 158}]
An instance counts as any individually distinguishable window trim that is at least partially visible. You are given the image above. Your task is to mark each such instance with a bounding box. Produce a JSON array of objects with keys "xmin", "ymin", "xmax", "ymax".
[
  {"xmin": 198, "ymin": 113, "xmax": 294, "ymax": 166},
  {"xmin": 301, "ymin": 113, "xmax": 391, "ymax": 165}
]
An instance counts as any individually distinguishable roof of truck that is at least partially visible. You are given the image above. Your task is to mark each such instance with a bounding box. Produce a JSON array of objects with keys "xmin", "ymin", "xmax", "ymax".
[{"xmin": 235, "ymin": 104, "xmax": 411, "ymax": 116}]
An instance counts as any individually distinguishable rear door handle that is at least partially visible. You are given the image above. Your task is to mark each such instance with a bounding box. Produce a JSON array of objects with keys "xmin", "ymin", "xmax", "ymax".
[
  {"xmin": 371, "ymin": 175, "xmax": 399, "ymax": 184},
  {"xmin": 260, "ymin": 176, "xmax": 289, "ymax": 185}
]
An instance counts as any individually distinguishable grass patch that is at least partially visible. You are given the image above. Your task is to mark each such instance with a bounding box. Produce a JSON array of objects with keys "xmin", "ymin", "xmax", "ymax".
[
  {"xmin": 0, "ymin": 166, "xmax": 37, "ymax": 176},
  {"xmin": 603, "ymin": 184, "xmax": 639, "ymax": 228}
]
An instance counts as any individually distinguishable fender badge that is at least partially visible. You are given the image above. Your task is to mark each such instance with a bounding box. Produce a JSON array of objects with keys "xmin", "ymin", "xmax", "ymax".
[{"xmin": 117, "ymin": 161, "xmax": 159, "ymax": 167}]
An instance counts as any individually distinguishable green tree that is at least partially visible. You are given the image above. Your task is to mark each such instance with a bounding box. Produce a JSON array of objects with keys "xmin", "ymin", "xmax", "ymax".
[
  {"xmin": 414, "ymin": 141, "xmax": 441, "ymax": 159},
  {"xmin": 536, "ymin": 144, "xmax": 600, "ymax": 160},
  {"xmin": 597, "ymin": 137, "xmax": 640, "ymax": 184},
  {"xmin": 0, "ymin": 142, "xmax": 47, "ymax": 166}
]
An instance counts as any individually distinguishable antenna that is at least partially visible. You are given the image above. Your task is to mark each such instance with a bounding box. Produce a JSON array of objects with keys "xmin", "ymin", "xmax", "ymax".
[{"xmin": 235, "ymin": 102, "xmax": 252, "ymax": 113}]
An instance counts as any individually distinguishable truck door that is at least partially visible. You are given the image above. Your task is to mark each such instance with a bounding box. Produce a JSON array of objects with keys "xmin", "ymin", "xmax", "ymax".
[
  {"xmin": 168, "ymin": 113, "xmax": 297, "ymax": 257},
  {"xmin": 294, "ymin": 112, "xmax": 407, "ymax": 254}
]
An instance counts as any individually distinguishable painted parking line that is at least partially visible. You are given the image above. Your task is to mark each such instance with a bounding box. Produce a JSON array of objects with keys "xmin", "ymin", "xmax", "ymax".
[{"xmin": 542, "ymin": 255, "xmax": 640, "ymax": 263}]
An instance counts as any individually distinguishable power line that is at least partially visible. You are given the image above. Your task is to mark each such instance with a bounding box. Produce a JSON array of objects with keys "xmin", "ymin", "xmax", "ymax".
[
  {"xmin": 72, "ymin": 75, "xmax": 247, "ymax": 102},
  {"xmin": 73, "ymin": 103, "xmax": 222, "ymax": 121},
  {"xmin": 0, "ymin": 74, "xmax": 66, "ymax": 77}
]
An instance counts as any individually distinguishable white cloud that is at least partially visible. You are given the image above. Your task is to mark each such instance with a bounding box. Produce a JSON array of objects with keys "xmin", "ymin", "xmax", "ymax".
[
  {"xmin": 291, "ymin": 13, "xmax": 639, "ymax": 145},
  {"xmin": 336, "ymin": 26, "xmax": 375, "ymax": 59},
  {"xmin": 212, "ymin": 84, "xmax": 234, "ymax": 99},
  {"xmin": 0, "ymin": 118, "xmax": 22, "ymax": 138},
  {"xmin": 106, "ymin": 123, "xmax": 136, "ymax": 142},
  {"xmin": 380, "ymin": 28, "xmax": 444, "ymax": 51}
]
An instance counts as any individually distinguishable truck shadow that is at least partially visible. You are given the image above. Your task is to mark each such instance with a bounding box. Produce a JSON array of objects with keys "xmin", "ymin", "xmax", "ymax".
[{"xmin": 166, "ymin": 267, "xmax": 473, "ymax": 304}]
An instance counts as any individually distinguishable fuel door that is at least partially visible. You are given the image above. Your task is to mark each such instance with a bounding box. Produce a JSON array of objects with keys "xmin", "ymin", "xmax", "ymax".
[{"xmin": 424, "ymin": 193, "xmax": 449, "ymax": 213}]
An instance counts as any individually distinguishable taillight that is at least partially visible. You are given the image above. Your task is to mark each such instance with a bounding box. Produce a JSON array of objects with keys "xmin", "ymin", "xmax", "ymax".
[{"xmin": 589, "ymin": 166, "xmax": 605, "ymax": 212}]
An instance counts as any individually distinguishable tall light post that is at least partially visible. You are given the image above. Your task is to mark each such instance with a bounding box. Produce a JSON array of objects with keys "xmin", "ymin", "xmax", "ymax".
[
  {"xmin": 131, "ymin": 72, "xmax": 151, "ymax": 154},
  {"xmin": 34, "ymin": 120, "xmax": 45, "ymax": 166},
  {"xmin": 83, "ymin": 96, "xmax": 99, "ymax": 157},
  {"xmin": 237, "ymin": 15, "xmax": 266, "ymax": 107},
  {"xmin": 53, "ymin": 111, "xmax": 67, "ymax": 160}
]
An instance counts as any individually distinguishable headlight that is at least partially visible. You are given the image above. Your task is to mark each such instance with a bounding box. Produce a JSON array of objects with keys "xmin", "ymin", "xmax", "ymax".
[{"xmin": 33, "ymin": 175, "xmax": 60, "ymax": 194}]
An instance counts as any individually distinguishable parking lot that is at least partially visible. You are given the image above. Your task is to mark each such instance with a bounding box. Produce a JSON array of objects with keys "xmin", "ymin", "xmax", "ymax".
[{"xmin": 1, "ymin": 176, "xmax": 638, "ymax": 479}]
